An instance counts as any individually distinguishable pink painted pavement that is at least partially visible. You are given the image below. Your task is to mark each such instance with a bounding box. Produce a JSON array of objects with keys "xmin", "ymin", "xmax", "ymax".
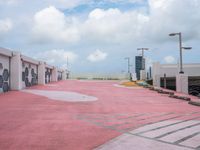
[{"xmin": 0, "ymin": 80, "xmax": 200, "ymax": 150}]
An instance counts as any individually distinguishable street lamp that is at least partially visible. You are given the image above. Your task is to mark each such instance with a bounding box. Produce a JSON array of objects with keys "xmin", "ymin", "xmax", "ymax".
[
  {"xmin": 125, "ymin": 57, "xmax": 132, "ymax": 81},
  {"xmin": 137, "ymin": 48, "xmax": 149, "ymax": 58},
  {"xmin": 169, "ymin": 32, "xmax": 192, "ymax": 74}
]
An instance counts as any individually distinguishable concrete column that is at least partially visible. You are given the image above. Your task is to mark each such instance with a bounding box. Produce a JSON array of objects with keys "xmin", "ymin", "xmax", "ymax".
[
  {"xmin": 140, "ymin": 70, "xmax": 146, "ymax": 80},
  {"xmin": 176, "ymin": 74, "xmax": 188, "ymax": 94},
  {"xmin": 153, "ymin": 75, "xmax": 161, "ymax": 87},
  {"xmin": 152, "ymin": 62, "xmax": 161, "ymax": 87},
  {"xmin": 62, "ymin": 70, "xmax": 67, "ymax": 80},
  {"xmin": 10, "ymin": 52, "xmax": 22, "ymax": 90},
  {"xmin": 52, "ymin": 67, "xmax": 58, "ymax": 82},
  {"xmin": 38, "ymin": 62, "xmax": 45, "ymax": 85},
  {"xmin": 132, "ymin": 73, "xmax": 137, "ymax": 81}
]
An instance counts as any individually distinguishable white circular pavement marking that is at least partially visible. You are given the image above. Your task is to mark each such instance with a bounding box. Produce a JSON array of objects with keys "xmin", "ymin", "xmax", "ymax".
[{"xmin": 22, "ymin": 89, "xmax": 98, "ymax": 102}]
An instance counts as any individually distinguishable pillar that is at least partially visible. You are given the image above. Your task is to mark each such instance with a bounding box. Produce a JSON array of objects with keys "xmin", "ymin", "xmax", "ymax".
[
  {"xmin": 152, "ymin": 62, "xmax": 161, "ymax": 87},
  {"xmin": 52, "ymin": 67, "xmax": 58, "ymax": 82},
  {"xmin": 62, "ymin": 70, "xmax": 67, "ymax": 80},
  {"xmin": 38, "ymin": 61, "xmax": 45, "ymax": 85},
  {"xmin": 140, "ymin": 70, "xmax": 146, "ymax": 80},
  {"xmin": 176, "ymin": 74, "xmax": 188, "ymax": 94},
  {"xmin": 10, "ymin": 52, "xmax": 22, "ymax": 90}
]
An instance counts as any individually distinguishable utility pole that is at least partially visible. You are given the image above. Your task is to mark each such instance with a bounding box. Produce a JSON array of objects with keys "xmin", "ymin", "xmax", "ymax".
[
  {"xmin": 125, "ymin": 57, "xmax": 132, "ymax": 81},
  {"xmin": 169, "ymin": 32, "xmax": 192, "ymax": 74}
]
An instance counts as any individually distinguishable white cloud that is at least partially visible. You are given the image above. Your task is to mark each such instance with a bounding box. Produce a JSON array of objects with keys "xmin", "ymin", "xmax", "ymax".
[
  {"xmin": 87, "ymin": 49, "xmax": 108, "ymax": 62},
  {"xmin": 82, "ymin": 8, "xmax": 149, "ymax": 44},
  {"xmin": 0, "ymin": 18, "xmax": 12, "ymax": 35},
  {"xmin": 164, "ymin": 56, "xmax": 176, "ymax": 64},
  {"xmin": 30, "ymin": 1, "xmax": 200, "ymax": 45},
  {"xmin": 31, "ymin": 6, "xmax": 80, "ymax": 44},
  {"xmin": 35, "ymin": 49, "xmax": 78, "ymax": 67},
  {"xmin": 146, "ymin": 0, "xmax": 200, "ymax": 42}
]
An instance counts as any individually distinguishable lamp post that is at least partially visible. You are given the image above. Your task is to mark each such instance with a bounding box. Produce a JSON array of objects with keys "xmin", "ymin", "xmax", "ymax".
[
  {"xmin": 125, "ymin": 57, "xmax": 132, "ymax": 81},
  {"xmin": 169, "ymin": 32, "xmax": 192, "ymax": 74},
  {"xmin": 137, "ymin": 48, "xmax": 149, "ymax": 58}
]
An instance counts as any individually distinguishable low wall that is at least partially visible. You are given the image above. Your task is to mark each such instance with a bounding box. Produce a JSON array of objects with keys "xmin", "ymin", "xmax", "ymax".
[
  {"xmin": 0, "ymin": 47, "xmax": 67, "ymax": 93},
  {"xmin": 0, "ymin": 51, "xmax": 10, "ymax": 92},
  {"xmin": 71, "ymin": 73, "xmax": 128, "ymax": 80}
]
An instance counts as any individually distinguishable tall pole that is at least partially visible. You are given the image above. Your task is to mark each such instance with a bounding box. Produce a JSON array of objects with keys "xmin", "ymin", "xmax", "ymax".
[
  {"xmin": 169, "ymin": 32, "xmax": 192, "ymax": 74},
  {"xmin": 178, "ymin": 33, "xmax": 183, "ymax": 74},
  {"xmin": 125, "ymin": 57, "xmax": 130, "ymax": 73},
  {"xmin": 128, "ymin": 58, "xmax": 130, "ymax": 73},
  {"xmin": 125, "ymin": 57, "xmax": 132, "ymax": 81}
]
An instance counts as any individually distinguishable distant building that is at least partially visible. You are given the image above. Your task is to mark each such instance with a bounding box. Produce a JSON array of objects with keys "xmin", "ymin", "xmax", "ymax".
[{"xmin": 135, "ymin": 56, "xmax": 145, "ymax": 80}]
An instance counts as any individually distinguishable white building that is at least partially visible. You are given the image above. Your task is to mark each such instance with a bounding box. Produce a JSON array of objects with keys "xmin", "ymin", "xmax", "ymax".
[{"xmin": 152, "ymin": 62, "xmax": 200, "ymax": 94}]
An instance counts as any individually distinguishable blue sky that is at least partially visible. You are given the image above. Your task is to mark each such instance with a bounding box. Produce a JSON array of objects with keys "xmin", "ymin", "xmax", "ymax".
[{"xmin": 0, "ymin": 0, "xmax": 200, "ymax": 74}]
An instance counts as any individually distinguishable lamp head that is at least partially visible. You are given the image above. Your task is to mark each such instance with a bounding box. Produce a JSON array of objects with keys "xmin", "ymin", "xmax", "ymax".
[
  {"xmin": 182, "ymin": 47, "xmax": 192, "ymax": 50},
  {"xmin": 169, "ymin": 33, "xmax": 177, "ymax": 36}
]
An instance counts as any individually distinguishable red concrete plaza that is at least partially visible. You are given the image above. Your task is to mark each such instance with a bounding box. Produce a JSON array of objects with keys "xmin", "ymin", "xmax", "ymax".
[{"xmin": 0, "ymin": 80, "xmax": 200, "ymax": 150}]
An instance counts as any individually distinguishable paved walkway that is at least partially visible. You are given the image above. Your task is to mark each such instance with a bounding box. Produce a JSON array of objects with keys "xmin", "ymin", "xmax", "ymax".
[{"xmin": 0, "ymin": 80, "xmax": 200, "ymax": 150}]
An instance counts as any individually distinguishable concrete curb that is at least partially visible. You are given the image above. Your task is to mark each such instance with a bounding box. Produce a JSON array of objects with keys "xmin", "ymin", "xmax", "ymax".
[
  {"xmin": 169, "ymin": 95, "xmax": 191, "ymax": 101},
  {"xmin": 188, "ymin": 100, "xmax": 200, "ymax": 107},
  {"xmin": 144, "ymin": 85, "xmax": 192, "ymax": 102}
]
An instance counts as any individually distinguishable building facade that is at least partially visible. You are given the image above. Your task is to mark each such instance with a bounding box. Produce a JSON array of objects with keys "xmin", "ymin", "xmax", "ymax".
[
  {"xmin": 0, "ymin": 47, "xmax": 68, "ymax": 93},
  {"xmin": 135, "ymin": 56, "xmax": 145, "ymax": 80},
  {"xmin": 152, "ymin": 62, "xmax": 200, "ymax": 95}
]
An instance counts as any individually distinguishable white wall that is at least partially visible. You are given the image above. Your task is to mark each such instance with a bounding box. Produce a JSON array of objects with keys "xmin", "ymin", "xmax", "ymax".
[
  {"xmin": 152, "ymin": 62, "xmax": 200, "ymax": 92},
  {"xmin": 70, "ymin": 73, "xmax": 128, "ymax": 80},
  {"xmin": 153, "ymin": 62, "xmax": 200, "ymax": 78},
  {"xmin": 0, "ymin": 54, "xmax": 10, "ymax": 93},
  {"xmin": 1, "ymin": 47, "xmax": 67, "ymax": 93},
  {"xmin": 21, "ymin": 61, "xmax": 38, "ymax": 88}
]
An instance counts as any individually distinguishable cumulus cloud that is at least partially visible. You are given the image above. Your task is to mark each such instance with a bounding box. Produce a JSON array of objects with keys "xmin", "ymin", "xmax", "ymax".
[
  {"xmin": 82, "ymin": 8, "xmax": 148, "ymax": 44},
  {"xmin": 164, "ymin": 56, "xmax": 176, "ymax": 64},
  {"xmin": 146, "ymin": 0, "xmax": 200, "ymax": 42},
  {"xmin": 30, "ymin": 0, "xmax": 200, "ymax": 45},
  {"xmin": 0, "ymin": 18, "xmax": 12, "ymax": 35},
  {"xmin": 31, "ymin": 6, "xmax": 80, "ymax": 44},
  {"xmin": 35, "ymin": 49, "xmax": 78, "ymax": 67},
  {"xmin": 1, "ymin": 0, "xmax": 200, "ymax": 73},
  {"xmin": 87, "ymin": 49, "xmax": 108, "ymax": 62}
]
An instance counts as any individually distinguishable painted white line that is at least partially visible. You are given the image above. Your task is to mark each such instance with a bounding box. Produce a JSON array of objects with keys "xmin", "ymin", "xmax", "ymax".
[
  {"xmin": 130, "ymin": 120, "xmax": 182, "ymax": 134},
  {"xmin": 22, "ymin": 89, "xmax": 98, "ymax": 102},
  {"xmin": 95, "ymin": 134, "xmax": 192, "ymax": 150},
  {"xmin": 180, "ymin": 133, "xmax": 200, "ymax": 148},
  {"xmin": 160, "ymin": 124, "xmax": 200, "ymax": 144},
  {"xmin": 141, "ymin": 120, "xmax": 200, "ymax": 138}
]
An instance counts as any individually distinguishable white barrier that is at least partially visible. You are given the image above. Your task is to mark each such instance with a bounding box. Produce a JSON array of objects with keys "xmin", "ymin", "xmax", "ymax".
[
  {"xmin": 0, "ymin": 48, "xmax": 11, "ymax": 92},
  {"xmin": 0, "ymin": 47, "xmax": 67, "ymax": 93}
]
